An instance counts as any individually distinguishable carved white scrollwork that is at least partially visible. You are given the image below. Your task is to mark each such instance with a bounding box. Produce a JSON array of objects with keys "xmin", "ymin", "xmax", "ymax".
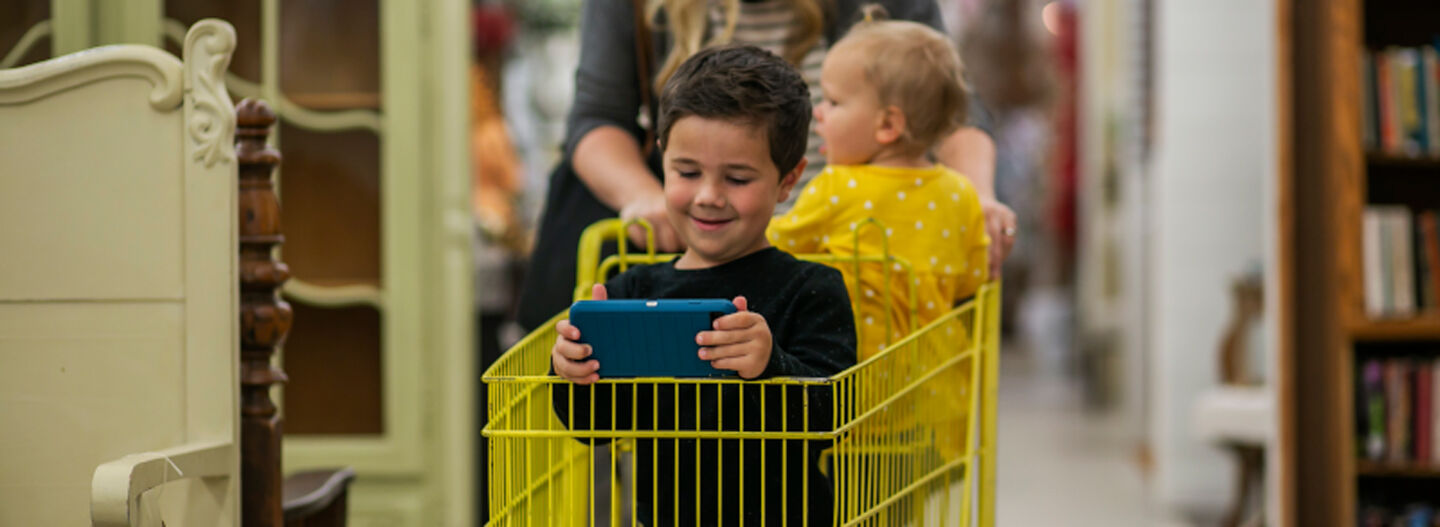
[
  {"xmin": 184, "ymin": 19, "xmax": 237, "ymax": 168},
  {"xmin": 0, "ymin": 44, "xmax": 183, "ymax": 109}
]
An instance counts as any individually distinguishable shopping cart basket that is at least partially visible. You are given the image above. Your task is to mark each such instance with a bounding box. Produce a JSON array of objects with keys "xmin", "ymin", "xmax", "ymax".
[{"xmin": 484, "ymin": 218, "xmax": 1000, "ymax": 525}]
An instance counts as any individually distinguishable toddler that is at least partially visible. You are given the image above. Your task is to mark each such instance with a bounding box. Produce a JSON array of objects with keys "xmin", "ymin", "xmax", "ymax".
[
  {"xmin": 769, "ymin": 11, "xmax": 989, "ymax": 359},
  {"xmin": 767, "ymin": 9, "xmax": 990, "ymax": 457}
]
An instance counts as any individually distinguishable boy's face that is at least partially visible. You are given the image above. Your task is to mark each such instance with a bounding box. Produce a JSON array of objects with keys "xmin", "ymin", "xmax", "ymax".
[
  {"xmin": 814, "ymin": 47, "xmax": 886, "ymax": 166},
  {"xmin": 662, "ymin": 116, "xmax": 803, "ymax": 269}
]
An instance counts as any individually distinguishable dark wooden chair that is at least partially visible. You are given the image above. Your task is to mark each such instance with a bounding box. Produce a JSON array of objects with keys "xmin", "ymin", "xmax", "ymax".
[{"xmin": 237, "ymin": 98, "xmax": 356, "ymax": 527}]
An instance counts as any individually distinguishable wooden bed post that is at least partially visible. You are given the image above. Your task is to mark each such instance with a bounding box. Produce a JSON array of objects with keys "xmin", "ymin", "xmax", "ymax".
[{"xmin": 237, "ymin": 98, "xmax": 289, "ymax": 527}]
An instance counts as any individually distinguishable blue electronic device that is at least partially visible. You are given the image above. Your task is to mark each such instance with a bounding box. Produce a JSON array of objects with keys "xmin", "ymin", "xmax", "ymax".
[{"xmin": 568, "ymin": 299, "xmax": 738, "ymax": 378}]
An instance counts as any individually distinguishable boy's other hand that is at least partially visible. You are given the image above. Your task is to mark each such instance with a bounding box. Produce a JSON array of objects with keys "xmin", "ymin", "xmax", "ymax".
[
  {"xmin": 620, "ymin": 193, "xmax": 684, "ymax": 252},
  {"xmin": 551, "ymin": 284, "xmax": 609, "ymax": 384},
  {"xmin": 696, "ymin": 296, "xmax": 772, "ymax": 379}
]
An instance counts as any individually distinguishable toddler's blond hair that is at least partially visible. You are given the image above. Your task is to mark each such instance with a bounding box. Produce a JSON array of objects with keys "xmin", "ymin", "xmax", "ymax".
[{"xmin": 837, "ymin": 6, "xmax": 969, "ymax": 156}]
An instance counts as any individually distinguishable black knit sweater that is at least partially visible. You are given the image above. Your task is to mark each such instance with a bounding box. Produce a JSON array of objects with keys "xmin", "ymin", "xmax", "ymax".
[{"xmin": 553, "ymin": 247, "xmax": 857, "ymax": 525}]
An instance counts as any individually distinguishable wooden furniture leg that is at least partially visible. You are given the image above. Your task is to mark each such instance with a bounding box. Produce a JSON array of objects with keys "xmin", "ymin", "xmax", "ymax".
[
  {"xmin": 1221, "ymin": 443, "xmax": 1264, "ymax": 527},
  {"xmin": 238, "ymin": 97, "xmax": 291, "ymax": 527},
  {"xmin": 238, "ymin": 98, "xmax": 354, "ymax": 527}
]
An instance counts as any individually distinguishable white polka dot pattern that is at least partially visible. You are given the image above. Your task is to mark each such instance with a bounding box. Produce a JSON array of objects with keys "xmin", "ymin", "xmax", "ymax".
[{"xmin": 762, "ymin": 163, "xmax": 989, "ymax": 364}]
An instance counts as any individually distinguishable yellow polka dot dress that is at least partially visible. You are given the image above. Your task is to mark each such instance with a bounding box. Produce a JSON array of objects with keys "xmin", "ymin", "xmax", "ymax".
[{"xmin": 767, "ymin": 163, "xmax": 989, "ymax": 457}]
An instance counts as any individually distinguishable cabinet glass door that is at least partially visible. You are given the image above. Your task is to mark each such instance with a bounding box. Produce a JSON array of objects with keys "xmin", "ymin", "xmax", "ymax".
[
  {"xmin": 163, "ymin": 0, "xmax": 387, "ymax": 436},
  {"xmin": 0, "ymin": 0, "xmax": 52, "ymax": 68}
]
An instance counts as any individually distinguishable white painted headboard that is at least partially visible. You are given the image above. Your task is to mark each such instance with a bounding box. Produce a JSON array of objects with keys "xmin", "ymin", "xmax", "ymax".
[{"xmin": 0, "ymin": 19, "xmax": 240, "ymax": 527}]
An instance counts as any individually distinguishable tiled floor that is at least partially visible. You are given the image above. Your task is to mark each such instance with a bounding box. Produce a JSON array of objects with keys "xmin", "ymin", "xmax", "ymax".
[{"xmin": 994, "ymin": 351, "xmax": 1190, "ymax": 527}]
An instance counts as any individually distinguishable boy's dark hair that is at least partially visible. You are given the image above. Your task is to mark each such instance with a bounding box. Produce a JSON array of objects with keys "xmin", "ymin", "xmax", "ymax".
[{"xmin": 656, "ymin": 44, "xmax": 812, "ymax": 177}]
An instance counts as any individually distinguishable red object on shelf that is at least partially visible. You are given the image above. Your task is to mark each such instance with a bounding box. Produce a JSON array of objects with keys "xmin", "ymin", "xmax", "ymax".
[{"xmin": 472, "ymin": 5, "xmax": 516, "ymax": 55}]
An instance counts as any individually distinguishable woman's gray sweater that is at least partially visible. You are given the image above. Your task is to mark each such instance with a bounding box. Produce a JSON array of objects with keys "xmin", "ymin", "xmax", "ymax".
[{"xmin": 562, "ymin": 0, "xmax": 994, "ymax": 155}]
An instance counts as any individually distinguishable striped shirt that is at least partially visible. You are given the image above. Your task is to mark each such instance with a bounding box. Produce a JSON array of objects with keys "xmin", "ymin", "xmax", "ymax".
[{"xmin": 711, "ymin": 0, "xmax": 827, "ymax": 213}]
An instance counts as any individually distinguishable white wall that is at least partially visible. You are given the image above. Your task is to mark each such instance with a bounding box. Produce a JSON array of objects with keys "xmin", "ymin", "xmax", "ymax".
[
  {"xmin": 1077, "ymin": 0, "xmax": 1151, "ymax": 445},
  {"xmin": 1149, "ymin": 0, "xmax": 1274, "ymax": 514}
]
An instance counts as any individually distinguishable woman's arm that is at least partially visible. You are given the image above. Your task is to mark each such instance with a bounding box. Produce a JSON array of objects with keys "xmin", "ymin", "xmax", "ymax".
[
  {"xmin": 564, "ymin": 0, "xmax": 683, "ymax": 251},
  {"xmin": 936, "ymin": 126, "xmax": 997, "ymax": 199},
  {"xmin": 572, "ymin": 127, "xmax": 682, "ymax": 251},
  {"xmin": 936, "ymin": 128, "xmax": 1016, "ymax": 277}
]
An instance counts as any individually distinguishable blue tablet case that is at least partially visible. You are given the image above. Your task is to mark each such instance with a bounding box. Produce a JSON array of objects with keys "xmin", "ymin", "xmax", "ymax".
[{"xmin": 569, "ymin": 299, "xmax": 738, "ymax": 378}]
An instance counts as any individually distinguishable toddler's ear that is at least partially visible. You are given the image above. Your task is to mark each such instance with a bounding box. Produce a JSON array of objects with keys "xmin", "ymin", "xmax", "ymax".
[
  {"xmin": 777, "ymin": 158, "xmax": 806, "ymax": 203},
  {"xmin": 875, "ymin": 105, "xmax": 907, "ymax": 146}
]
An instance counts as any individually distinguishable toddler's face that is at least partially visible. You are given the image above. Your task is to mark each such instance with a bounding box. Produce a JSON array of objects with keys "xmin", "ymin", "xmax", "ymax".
[
  {"xmin": 662, "ymin": 116, "xmax": 802, "ymax": 269},
  {"xmin": 814, "ymin": 49, "xmax": 885, "ymax": 166}
]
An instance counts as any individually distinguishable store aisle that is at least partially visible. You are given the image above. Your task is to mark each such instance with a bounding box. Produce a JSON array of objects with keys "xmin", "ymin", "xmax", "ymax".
[{"xmin": 994, "ymin": 351, "xmax": 1188, "ymax": 527}]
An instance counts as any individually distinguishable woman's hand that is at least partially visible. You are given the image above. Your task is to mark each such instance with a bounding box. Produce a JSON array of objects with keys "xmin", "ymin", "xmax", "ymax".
[
  {"xmin": 695, "ymin": 296, "xmax": 772, "ymax": 379},
  {"xmin": 980, "ymin": 197, "xmax": 1017, "ymax": 277},
  {"xmin": 572, "ymin": 127, "xmax": 684, "ymax": 252},
  {"xmin": 619, "ymin": 192, "xmax": 684, "ymax": 252}
]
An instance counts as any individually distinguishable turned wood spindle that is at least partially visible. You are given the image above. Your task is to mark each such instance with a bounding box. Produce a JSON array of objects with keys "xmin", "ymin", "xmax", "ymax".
[{"xmin": 238, "ymin": 98, "xmax": 291, "ymax": 527}]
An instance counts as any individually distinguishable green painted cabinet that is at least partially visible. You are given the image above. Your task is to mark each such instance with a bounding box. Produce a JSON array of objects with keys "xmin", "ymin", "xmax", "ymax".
[{"xmin": 2, "ymin": 1, "xmax": 476, "ymax": 525}]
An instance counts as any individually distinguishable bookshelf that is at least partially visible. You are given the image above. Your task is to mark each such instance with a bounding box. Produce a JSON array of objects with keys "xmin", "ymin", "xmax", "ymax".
[{"xmin": 1289, "ymin": 0, "xmax": 1440, "ymax": 524}]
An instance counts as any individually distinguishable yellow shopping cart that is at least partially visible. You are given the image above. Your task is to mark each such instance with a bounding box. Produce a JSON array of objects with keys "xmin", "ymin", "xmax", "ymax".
[{"xmin": 484, "ymin": 219, "xmax": 1000, "ymax": 525}]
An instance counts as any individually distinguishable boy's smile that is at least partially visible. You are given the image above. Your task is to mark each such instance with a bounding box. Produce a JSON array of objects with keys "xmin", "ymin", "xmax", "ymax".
[
  {"xmin": 691, "ymin": 216, "xmax": 732, "ymax": 231},
  {"xmin": 663, "ymin": 116, "xmax": 803, "ymax": 270}
]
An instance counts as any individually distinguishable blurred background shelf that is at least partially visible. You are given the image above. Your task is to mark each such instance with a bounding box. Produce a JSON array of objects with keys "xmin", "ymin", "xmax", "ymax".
[
  {"xmin": 1351, "ymin": 316, "xmax": 1440, "ymax": 341},
  {"xmin": 1357, "ymin": 461, "xmax": 1440, "ymax": 478},
  {"xmin": 285, "ymin": 91, "xmax": 381, "ymax": 110},
  {"xmin": 1367, "ymin": 153, "xmax": 1440, "ymax": 170}
]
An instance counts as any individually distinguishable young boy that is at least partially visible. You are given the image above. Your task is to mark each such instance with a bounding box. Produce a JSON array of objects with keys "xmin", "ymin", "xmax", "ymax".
[
  {"xmin": 766, "ymin": 12, "xmax": 989, "ymax": 458},
  {"xmin": 551, "ymin": 45, "xmax": 857, "ymax": 525}
]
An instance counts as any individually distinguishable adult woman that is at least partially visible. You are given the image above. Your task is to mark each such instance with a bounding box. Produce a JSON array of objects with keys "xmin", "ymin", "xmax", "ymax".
[{"xmin": 518, "ymin": 0, "xmax": 1017, "ymax": 330}]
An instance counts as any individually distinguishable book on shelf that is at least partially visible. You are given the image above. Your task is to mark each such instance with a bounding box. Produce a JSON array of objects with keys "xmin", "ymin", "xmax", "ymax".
[
  {"xmin": 1360, "ymin": 504, "xmax": 1433, "ymax": 527},
  {"xmin": 1363, "ymin": 206, "xmax": 1440, "ymax": 318},
  {"xmin": 1425, "ymin": 47, "xmax": 1440, "ymax": 158},
  {"xmin": 1364, "ymin": 51, "xmax": 1378, "ymax": 150},
  {"xmin": 1419, "ymin": 364, "xmax": 1433, "ymax": 463},
  {"xmin": 1359, "ymin": 356, "xmax": 1440, "ymax": 465},
  {"xmin": 1420, "ymin": 212, "xmax": 1440, "ymax": 310},
  {"xmin": 1395, "ymin": 209, "xmax": 1416, "ymax": 315},
  {"xmin": 1387, "ymin": 360, "xmax": 1411, "ymax": 462},
  {"xmin": 1364, "ymin": 359, "xmax": 1387, "ymax": 460},
  {"xmin": 1432, "ymin": 360, "xmax": 1440, "ymax": 460},
  {"xmin": 1362, "ymin": 42, "xmax": 1440, "ymax": 159}
]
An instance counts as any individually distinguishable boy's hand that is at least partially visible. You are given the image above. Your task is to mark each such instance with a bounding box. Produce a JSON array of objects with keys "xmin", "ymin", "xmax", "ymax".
[
  {"xmin": 551, "ymin": 284, "xmax": 608, "ymax": 385},
  {"xmin": 696, "ymin": 296, "xmax": 772, "ymax": 379}
]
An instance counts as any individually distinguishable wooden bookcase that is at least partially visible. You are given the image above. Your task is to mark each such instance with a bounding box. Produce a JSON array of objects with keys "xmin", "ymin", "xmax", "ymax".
[{"xmin": 1289, "ymin": 0, "xmax": 1440, "ymax": 523}]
